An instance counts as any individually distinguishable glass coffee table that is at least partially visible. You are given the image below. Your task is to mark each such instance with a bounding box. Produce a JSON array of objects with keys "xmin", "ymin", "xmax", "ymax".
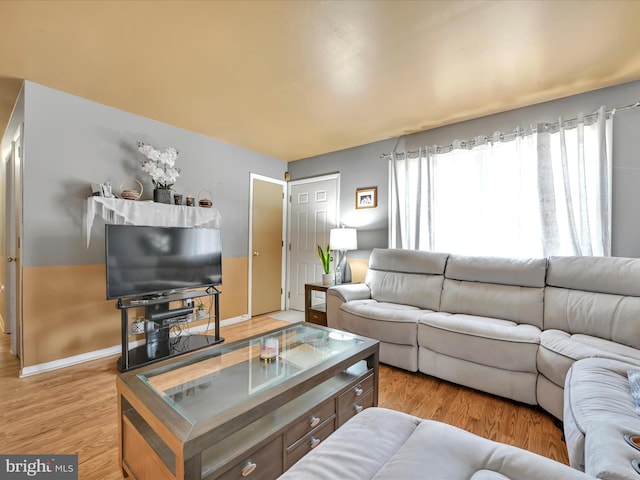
[{"xmin": 116, "ymin": 322, "xmax": 379, "ymax": 480}]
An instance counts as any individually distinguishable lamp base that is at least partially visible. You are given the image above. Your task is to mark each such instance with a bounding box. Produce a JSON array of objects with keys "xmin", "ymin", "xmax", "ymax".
[{"xmin": 338, "ymin": 253, "xmax": 352, "ymax": 283}]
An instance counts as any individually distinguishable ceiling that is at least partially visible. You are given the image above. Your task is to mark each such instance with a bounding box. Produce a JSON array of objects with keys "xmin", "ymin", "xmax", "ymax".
[{"xmin": 1, "ymin": 1, "xmax": 640, "ymax": 162}]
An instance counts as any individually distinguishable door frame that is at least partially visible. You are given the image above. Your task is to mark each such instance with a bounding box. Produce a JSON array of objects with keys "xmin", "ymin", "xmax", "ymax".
[
  {"xmin": 248, "ymin": 173, "xmax": 287, "ymax": 317},
  {"xmin": 3, "ymin": 124, "xmax": 23, "ymax": 360},
  {"xmin": 286, "ymin": 173, "xmax": 340, "ymax": 310},
  {"xmin": 0, "ymin": 148, "xmax": 7, "ymax": 335}
]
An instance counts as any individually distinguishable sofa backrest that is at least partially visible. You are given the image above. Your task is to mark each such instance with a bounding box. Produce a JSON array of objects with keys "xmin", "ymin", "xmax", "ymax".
[
  {"xmin": 544, "ymin": 256, "xmax": 640, "ymax": 349},
  {"xmin": 441, "ymin": 254, "xmax": 547, "ymax": 328},
  {"xmin": 365, "ymin": 248, "xmax": 448, "ymax": 310}
]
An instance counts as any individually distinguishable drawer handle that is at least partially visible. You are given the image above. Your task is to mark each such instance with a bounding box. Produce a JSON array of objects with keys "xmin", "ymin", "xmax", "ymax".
[
  {"xmin": 309, "ymin": 437, "xmax": 321, "ymax": 449},
  {"xmin": 354, "ymin": 404, "xmax": 363, "ymax": 413},
  {"xmin": 354, "ymin": 386, "xmax": 363, "ymax": 397},
  {"xmin": 309, "ymin": 416, "xmax": 321, "ymax": 428},
  {"xmin": 241, "ymin": 462, "xmax": 257, "ymax": 477}
]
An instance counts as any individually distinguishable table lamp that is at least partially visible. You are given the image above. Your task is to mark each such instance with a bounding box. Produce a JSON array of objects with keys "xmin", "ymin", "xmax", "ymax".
[{"xmin": 330, "ymin": 227, "xmax": 358, "ymax": 284}]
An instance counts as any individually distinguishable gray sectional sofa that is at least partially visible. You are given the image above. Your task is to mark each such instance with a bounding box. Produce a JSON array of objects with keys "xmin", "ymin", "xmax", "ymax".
[{"xmin": 326, "ymin": 248, "xmax": 640, "ymax": 479}]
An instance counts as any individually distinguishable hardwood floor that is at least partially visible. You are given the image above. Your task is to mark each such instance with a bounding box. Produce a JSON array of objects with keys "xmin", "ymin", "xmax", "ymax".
[
  {"xmin": 0, "ymin": 317, "xmax": 568, "ymax": 480},
  {"xmin": 378, "ymin": 366, "xmax": 569, "ymax": 465}
]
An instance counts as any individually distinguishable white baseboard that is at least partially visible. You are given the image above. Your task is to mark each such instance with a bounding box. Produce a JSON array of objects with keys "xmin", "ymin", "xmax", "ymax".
[
  {"xmin": 19, "ymin": 314, "xmax": 250, "ymax": 377},
  {"xmin": 20, "ymin": 344, "xmax": 122, "ymax": 377}
]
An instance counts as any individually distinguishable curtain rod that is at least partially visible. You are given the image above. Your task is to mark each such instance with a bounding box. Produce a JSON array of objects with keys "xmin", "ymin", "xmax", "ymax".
[{"xmin": 380, "ymin": 100, "xmax": 640, "ymax": 159}]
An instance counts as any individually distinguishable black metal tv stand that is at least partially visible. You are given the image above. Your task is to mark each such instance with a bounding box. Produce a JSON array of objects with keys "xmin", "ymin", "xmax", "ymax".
[{"xmin": 116, "ymin": 288, "xmax": 224, "ymax": 372}]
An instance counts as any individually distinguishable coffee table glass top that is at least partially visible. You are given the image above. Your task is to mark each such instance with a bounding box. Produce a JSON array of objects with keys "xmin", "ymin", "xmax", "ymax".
[{"xmin": 136, "ymin": 324, "xmax": 361, "ymax": 424}]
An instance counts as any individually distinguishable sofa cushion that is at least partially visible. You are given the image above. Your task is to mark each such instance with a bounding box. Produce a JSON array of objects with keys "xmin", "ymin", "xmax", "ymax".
[
  {"xmin": 564, "ymin": 358, "xmax": 640, "ymax": 478},
  {"xmin": 367, "ymin": 270, "xmax": 444, "ymax": 310},
  {"xmin": 338, "ymin": 300, "xmax": 425, "ymax": 346},
  {"xmin": 538, "ymin": 329, "xmax": 640, "ymax": 388},
  {"xmin": 368, "ymin": 248, "xmax": 449, "ymax": 275},
  {"xmin": 440, "ymin": 255, "xmax": 546, "ymax": 328},
  {"xmin": 445, "ymin": 254, "xmax": 547, "ymax": 288},
  {"xmin": 547, "ymin": 255, "xmax": 640, "ymax": 297},
  {"xmin": 419, "ymin": 312, "xmax": 540, "ymax": 373},
  {"xmin": 371, "ymin": 419, "xmax": 589, "ymax": 480},
  {"xmin": 440, "ymin": 279, "xmax": 545, "ymax": 328},
  {"xmin": 365, "ymin": 248, "xmax": 448, "ymax": 310},
  {"xmin": 544, "ymin": 286, "xmax": 640, "ymax": 350}
]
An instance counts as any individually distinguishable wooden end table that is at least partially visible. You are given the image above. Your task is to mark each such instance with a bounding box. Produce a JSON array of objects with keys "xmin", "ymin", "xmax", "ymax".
[
  {"xmin": 305, "ymin": 282, "xmax": 355, "ymax": 326},
  {"xmin": 304, "ymin": 282, "xmax": 332, "ymax": 326}
]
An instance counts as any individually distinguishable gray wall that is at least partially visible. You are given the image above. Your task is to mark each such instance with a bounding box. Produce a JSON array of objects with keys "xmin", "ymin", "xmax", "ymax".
[
  {"xmin": 288, "ymin": 138, "xmax": 395, "ymax": 259},
  {"xmin": 22, "ymin": 81, "xmax": 287, "ymax": 267},
  {"xmin": 289, "ymin": 79, "xmax": 640, "ymax": 258}
]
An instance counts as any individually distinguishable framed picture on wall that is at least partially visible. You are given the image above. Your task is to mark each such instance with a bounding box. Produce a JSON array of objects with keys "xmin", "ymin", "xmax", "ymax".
[{"xmin": 356, "ymin": 187, "xmax": 377, "ymax": 209}]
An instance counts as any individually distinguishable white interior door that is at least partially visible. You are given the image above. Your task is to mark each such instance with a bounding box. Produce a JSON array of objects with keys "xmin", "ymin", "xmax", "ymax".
[{"xmin": 287, "ymin": 174, "xmax": 339, "ymax": 311}]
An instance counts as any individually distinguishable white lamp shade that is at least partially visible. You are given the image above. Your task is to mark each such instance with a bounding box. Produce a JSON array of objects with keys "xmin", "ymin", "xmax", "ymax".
[{"xmin": 330, "ymin": 228, "xmax": 357, "ymax": 251}]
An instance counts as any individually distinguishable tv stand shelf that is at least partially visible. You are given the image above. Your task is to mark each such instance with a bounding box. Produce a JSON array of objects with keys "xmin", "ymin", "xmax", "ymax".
[
  {"xmin": 119, "ymin": 290, "xmax": 213, "ymax": 308},
  {"xmin": 117, "ymin": 289, "xmax": 224, "ymax": 372}
]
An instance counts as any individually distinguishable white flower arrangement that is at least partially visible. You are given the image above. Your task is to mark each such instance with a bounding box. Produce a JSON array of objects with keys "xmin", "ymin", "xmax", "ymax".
[{"xmin": 137, "ymin": 141, "xmax": 181, "ymax": 190}]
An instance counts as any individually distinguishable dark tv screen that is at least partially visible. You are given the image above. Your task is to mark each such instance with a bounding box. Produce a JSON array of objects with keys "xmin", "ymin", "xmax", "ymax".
[{"xmin": 105, "ymin": 225, "xmax": 222, "ymax": 300}]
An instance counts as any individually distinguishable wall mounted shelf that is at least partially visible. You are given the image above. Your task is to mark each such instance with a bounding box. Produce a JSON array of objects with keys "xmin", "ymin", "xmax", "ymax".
[{"xmin": 86, "ymin": 197, "xmax": 221, "ymax": 247}]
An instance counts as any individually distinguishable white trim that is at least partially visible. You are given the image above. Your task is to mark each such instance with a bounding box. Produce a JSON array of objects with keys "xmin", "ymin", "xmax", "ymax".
[
  {"xmin": 20, "ymin": 344, "xmax": 121, "ymax": 377},
  {"xmin": 19, "ymin": 314, "xmax": 250, "ymax": 377},
  {"xmin": 288, "ymin": 173, "xmax": 340, "ymax": 186},
  {"xmin": 388, "ymin": 159, "xmax": 394, "ymax": 248}
]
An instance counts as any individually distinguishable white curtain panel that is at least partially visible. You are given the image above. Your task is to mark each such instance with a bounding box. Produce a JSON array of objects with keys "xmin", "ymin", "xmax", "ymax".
[
  {"xmin": 390, "ymin": 149, "xmax": 434, "ymax": 251},
  {"xmin": 390, "ymin": 106, "xmax": 612, "ymax": 258},
  {"xmin": 538, "ymin": 106, "xmax": 612, "ymax": 256}
]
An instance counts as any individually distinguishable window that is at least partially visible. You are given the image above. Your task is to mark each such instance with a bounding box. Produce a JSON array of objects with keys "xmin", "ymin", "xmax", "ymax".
[{"xmin": 390, "ymin": 108, "xmax": 611, "ymax": 257}]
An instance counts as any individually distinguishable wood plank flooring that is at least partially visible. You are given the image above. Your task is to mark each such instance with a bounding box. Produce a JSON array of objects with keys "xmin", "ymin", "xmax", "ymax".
[
  {"xmin": 379, "ymin": 366, "xmax": 569, "ymax": 465},
  {"xmin": 0, "ymin": 317, "xmax": 568, "ymax": 480}
]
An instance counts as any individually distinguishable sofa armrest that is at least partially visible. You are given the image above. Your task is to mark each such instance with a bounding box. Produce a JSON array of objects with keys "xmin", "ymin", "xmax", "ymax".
[
  {"xmin": 328, "ymin": 283, "xmax": 372, "ymax": 303},
  {"xmin": 326, "ymin": 284, "xmax": 372, "ymax": 329}
]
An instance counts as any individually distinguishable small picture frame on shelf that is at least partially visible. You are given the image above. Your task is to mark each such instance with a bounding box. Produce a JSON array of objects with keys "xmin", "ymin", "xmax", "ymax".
[
  {"xmin": 91, "ymin": 182, "xmax": 114, "ymax": 198},
  {"xmin": 91, "ymin": 183, "xmax": 103, "ymax": 196},
  {"xmin": 356, "ymin": 187, "xmax": 377, "ymax": 209}
]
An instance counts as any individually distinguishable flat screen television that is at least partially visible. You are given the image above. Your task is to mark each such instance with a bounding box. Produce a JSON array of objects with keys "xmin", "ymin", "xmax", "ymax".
[{"xmin": 105, "ymin": 225, "xmax": 222, "ymax": 300}]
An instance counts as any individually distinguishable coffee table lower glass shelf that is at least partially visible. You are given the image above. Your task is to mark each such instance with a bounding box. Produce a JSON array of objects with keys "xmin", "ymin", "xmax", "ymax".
[{"xmin": 117, "ymin": 322, "xmax": 379, "ymax": 480}]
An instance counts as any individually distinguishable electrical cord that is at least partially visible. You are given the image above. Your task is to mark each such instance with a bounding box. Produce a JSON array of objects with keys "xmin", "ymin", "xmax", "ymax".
[
  {"xmin": 166, "ymin": 287, "xmax": 219, "ymax": 351},
  {"xmin": 205, "ymin": 292, "xmax": 213, "ymax": 337}
]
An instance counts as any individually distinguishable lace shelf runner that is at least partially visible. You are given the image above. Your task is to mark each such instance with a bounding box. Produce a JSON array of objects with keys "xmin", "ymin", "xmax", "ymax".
[{"xmin": 86, "ymin": 197, "xmax": 221, "ymax": 247}]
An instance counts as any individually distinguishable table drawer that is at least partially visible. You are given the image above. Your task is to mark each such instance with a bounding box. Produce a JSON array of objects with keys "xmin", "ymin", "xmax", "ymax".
[
  {"xmin": 285, "ymin": 417, "xmax": 335, "ymax": 469},
  {"xmin": 337, "ymin": 374, "xmax": 374, "ymax": 414},
  {"xmin": 307, "ymin": 310, "xmax": 327, "ymax": 326},
  {"xmin": 284, "ymin": 399, "xmax": 335, "ymax": 447},
  {"xmin": 216, "ymin": 439, "xmax": 283, "ymax": 480},
  {"xmin": 337, "ymin": 389, "xmax": 374, "ymax": 427}
]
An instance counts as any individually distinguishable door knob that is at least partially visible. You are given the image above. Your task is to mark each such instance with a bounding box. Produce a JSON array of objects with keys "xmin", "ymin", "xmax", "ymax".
[
  {"xmin": 253, "ymin": 251, "xmax": 260, "ymax": 257},
  {"xmin": 7, "ymin": 257, "xmax": 17, "ymax": 262}
]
